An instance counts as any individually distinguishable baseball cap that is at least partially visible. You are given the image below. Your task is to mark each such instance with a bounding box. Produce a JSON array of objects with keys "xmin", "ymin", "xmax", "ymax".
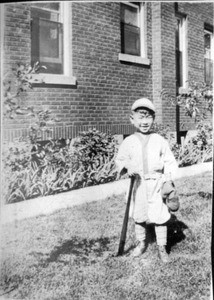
[{"xmin": 131, "ymin": 98, "xmax": 155, "ymax": 113}]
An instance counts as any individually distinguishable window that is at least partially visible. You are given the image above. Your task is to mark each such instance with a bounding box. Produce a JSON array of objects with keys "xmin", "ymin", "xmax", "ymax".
[
  {"xmin": 175, "ymin": 15, "xmax": 187, "ymax": 90},
  {"xmin": 30, "ymin": 2, "xmax": 76, "ymax": 85},
  {"xmin": 204, "ymin": 28, "xmax": 213, "ymax": 84},
  {"xmin": 119, "ymin": 2, "xmax": 150, "ymax": 65},
  {"xmin": 121, "ymin": 3, "xmax": 140, "ymax": 56}
]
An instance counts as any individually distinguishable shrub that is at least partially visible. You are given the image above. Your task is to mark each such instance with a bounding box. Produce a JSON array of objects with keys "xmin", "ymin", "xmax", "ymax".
[
  {"xmin": 160, "ymin": 81, "xmax": 213, "ymax": 166},
  {"xmin": 151, "ymin": 122, "xmax": 171, "ymax": 140},
  {"xmin": 169, "ymin": 122, "xmax": 212, "ymax": 167},
  {"xmin": 69, "ymin": 128, "xmax": 118, "ymax": 186},
  {"xmin": 161, "ymin": 81, "xmax": 213, "ymax": 122},
  {"xmin": 2, "ymin": 129, "xmax": 119, "ymax": 204},
  {"xmin": 152, "ymin": 121, "xmax": 212, "ymax": 167}
]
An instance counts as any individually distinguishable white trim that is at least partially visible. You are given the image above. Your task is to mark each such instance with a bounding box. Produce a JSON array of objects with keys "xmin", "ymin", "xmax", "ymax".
[
  {"xmin": 31, "ymin": 2, "xmax": 76, "ymax": 86},
  {"xmin": 31, "ymin": 3, "xmax": 60, "ymax": 13},
  {"xmin": 32, "ymin": 73, "xmax": 76, "ymax": 85},
  {"xmin": 63, "ymin": 2, "xmax": 71, "ymax": 77},
  {"xmin": 120, "ymin": 2, "xmax": 149, "ymax": 63},
  {"xmin": 140, "ymin": 2, "xmax": 146, "ymax": 58},
  {"xmin": 177, "ymin": 15, "xmax": 188, "ymax": 88},
  {"xmin": 211, "ymin": 32, "xmax": 214, "ymax": 61},
  {"xmin": 204, "ymin": 29, "xmax": 214, "ymax": 60},
  {"xmin": 118, "ymin": 53, "xmax": 150, "ymax": 65}
]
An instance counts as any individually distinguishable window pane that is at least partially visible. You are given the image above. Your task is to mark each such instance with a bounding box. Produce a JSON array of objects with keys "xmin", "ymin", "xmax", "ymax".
[
  {"xmin": 31, "ymin": 17, "xmax": 63, "ymax": 74},
  {"xmin": 121, "ymin": 23, "xmax": 140, "ymax": 56},
  {"xmin": 204, "ymin": 30, "xmax": 213, "ymax": 83},
  {"xmin": 121, "ymin": 3, "xmax": 140, "ymax": 56},
  {"xmin": 175, "ymin": 17, "xmax": 186, "ymax": 88},
  {"xmin": 32, "ymin": 3, "xmax": 60, "ymax": 12},
  {"xmin": 205, "ymin": 59, "xmax": 213, "ymax": 83},
  {"xmin": 39, "ymin": 19, "xmax": 63, "ymax": 74},
  {"xmin": 31, "ymin": 7, "xmax": 59, "ymax": 22},
  {"xmin": 121, "ymin": 4, "xmax": 138, "ymax": 27},
  {"xmin": 39, "ymin": 20, "xmax": 62, "ymax": 58},
  {"xmin": 175, "ymin": 19, "xmax": 180, "ymax": 51},
  {"xmin": 204, "ymin": 32, "xmax": 211, "ymax": 59},
  {"xmin": 31, "ymin": 3, "xmax": 64, "ymax": 75}
]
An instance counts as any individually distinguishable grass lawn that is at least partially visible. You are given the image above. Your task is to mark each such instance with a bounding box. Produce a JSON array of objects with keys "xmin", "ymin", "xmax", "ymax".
[{"xmin": 0, "ymin": 172, "xmax": 212, "ymax": 300}]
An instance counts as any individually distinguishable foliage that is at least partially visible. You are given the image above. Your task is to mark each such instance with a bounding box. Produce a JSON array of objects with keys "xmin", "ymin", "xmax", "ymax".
[
  {"xmin": 2, "ymin": 129, "xmax": 119, "ymax": 204},
  {"xmin": 3, "ymin": 62, "xmax": 46, "ymax": 119},
  {"xmin": 2, "ymin": 64, "xmax": 119, "ymax": 204},
  {"xmin": 70, "ymin": 128, "xmax": 118, "ymax": 186},
  {"xmin": 151, "ymin": 120, "xmax": 212, "ymax": 167},
  {"xmin": 161, "ymin": 81, "xmax": 213, "ymax": 122},
  {"xmin": 3, "ymin": 120, "xmax": 212, "ymax": 203},
  {"xmin": 160, "ymin": 81, "xmax": 213, "ymax": 166},
  {"xmin": 2, "ymin": 63, "xmax": 60, "ymax": 203},
  {"xmin": 192, "ymin": 121, "xmax": 213, "ymax": 150},
  {"xmin": 3, "ymin": 62, "xmax": 57, "ymax": 143},
  {"xmin": 151, "ymin": 122, "xmax": 171, "ymax": 140}
]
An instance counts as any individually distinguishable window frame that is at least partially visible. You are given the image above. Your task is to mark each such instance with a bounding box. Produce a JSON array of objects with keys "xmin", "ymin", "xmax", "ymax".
[
  {"xmin": 176, "ymin": 13, "xmax": 188, "ymax": 92},
  {"xmin": 204, "ymin": 27, "xmax": 213, "ymax": 84},
  {"xmin": 119, "ymin": 2, "xmax": 150, "ymax": 66},
  {"xmin": 31, "ymin": 2, "xmax": 76, "ymax": 86}
]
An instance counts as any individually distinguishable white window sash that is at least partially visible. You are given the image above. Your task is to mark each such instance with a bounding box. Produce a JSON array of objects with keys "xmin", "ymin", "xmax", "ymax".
[
  {"xmin": 178, "ymin": 16, "xmax": 188, "ymax": 88},
  {"xmin": 31, "ymin": 2, "xmax": 76, "ymax": 85},
  {"xmin": 119, "ymin": 2, "xmax": 149, "ymax": 65},
  {"xmin": 139, "ymin": 3, "xmax": 146, "ymax": 58},
  {"xmin": 204, "ymin": 29, "xmax": 214, "ymax": 60}
]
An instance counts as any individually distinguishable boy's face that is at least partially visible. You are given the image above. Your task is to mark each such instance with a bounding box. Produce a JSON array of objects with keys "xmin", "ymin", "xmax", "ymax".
[{"xmin": 130, "ymin": 107, "xmax": 154, "ymax": 134}]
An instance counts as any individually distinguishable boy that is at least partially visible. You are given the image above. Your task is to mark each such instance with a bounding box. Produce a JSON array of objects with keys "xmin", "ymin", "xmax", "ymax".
[{"xmin": 115, "ymin": 98, "xmax": 178, "ymax": 263}]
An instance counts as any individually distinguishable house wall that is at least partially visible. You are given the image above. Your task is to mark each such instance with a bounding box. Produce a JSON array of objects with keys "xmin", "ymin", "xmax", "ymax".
[
  {"xmin": 2, "ymin": 2, "xmax": 213, "ymax": 141},
  {"xmin": 3, "ymin": 2, "xmax": 153, "ymax": 141},
  {"xmin": 160, "ymin": 2, "xmax": 213, "ymax": 132}
]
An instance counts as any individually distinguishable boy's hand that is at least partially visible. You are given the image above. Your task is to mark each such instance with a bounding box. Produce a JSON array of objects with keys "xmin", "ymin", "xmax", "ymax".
[
  {"xmin": 162, "ymin": 181, "xmax": 175, "ymax": 199},
  {"xmin": 126, "ymin": 163, "xmax": 140, "ymax": 177}
]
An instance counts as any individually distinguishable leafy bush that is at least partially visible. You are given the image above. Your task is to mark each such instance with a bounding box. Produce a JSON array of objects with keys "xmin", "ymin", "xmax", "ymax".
[
  {"xmin": 152, "ymin": 121, "xmax": 212, "ymax": 167},
  {"xmin": 169, "ymin": 122, "xmax": 212, "ymax": 167},
  {"xmin": 2, "ymin": 119, "xmax": 212, "ymax": 204},
  {"xmin": 161, "ymin": 81, "xmax": 213, "ymax": 122},
  {"xmin": 70, "ymin": 128, "xmax": 118, "ymax": 186},
  {"xmin": 160, "ymin": 81, "xmax": 213, "ymax": 166},
  {"xmin": 2, "ymin": 129, "xmax": 119, "ymax": 204},
  {"xmin": 151, "ymin": 122, "xmax": 171, "ymax": 140},
  {"xmin": 3, "ymin": 62, "xmax": 46, "ymax": 120}
]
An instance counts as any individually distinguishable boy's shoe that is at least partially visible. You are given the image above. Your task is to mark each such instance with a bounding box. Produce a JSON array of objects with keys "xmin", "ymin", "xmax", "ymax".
[
  {"xmin": 132, "ymin": 241, "xmax": 146, "ymax": 257},
  {"xmin": 158, "ymin": 245, "xmax": 169, "ymax": 263}
]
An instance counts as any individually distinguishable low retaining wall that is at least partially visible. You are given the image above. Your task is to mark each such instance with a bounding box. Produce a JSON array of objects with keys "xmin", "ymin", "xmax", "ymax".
[{"xmin": 0, "ymin": 162, "xmax": 212, "ymax": 225}]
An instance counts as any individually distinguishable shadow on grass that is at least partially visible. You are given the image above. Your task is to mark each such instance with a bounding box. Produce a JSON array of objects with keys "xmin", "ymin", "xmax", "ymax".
[
  {"xmin": 179, "ymin": 191, "xmax": 211, "ymax": 199},
  {"xmin": 124, "ymin": 215, "xmax": 188, "ymax": 256},
  {"xmin": 166, "ymin": 214, "xmax": 188, "ymax": 253},
  {"xmin": 46, "ymin": 236, "xmax": 112, "ymax": 264}
]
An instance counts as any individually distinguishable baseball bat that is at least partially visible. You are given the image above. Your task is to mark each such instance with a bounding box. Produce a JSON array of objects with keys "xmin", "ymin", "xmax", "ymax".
[{"xmin": 117, "ymin": 176, "xmax": 135, "ymax": 256}]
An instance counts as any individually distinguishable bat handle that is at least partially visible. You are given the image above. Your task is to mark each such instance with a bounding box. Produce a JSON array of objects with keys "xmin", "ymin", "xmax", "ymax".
[{"xmin": 117, "ymin": 176, "xmax": 135, "ymax": 256}]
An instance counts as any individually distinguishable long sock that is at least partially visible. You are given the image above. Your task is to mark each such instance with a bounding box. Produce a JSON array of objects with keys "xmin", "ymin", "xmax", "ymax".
[
  {"xmin": 155, "ymin": 225, "xmax": 167, "ymax": 246},
  {"xmin": 135, "ymin": 222, "xmax": 146, "ymax": 241}
]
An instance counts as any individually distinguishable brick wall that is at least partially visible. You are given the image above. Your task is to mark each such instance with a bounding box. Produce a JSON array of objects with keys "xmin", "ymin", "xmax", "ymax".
[
  {"xmin": 3, "ymin": 2, "xmax": 153, "ymax": 141},
  {"xmin": 161, "ymin": 3, "xmax": 177, "ymax": 130},
  {"xmin": 2, "ymin": 2, "xmax": 213, "ymax": 141},
  {"xmin": 151, "ymin": 2, "xmax": 163, "ymax": 124},
  {"xmin": 157, "ymin": 2, "xmax": 213, "ymax": 132},
  {"xmin": 177, "ymin": 2, "xmax": 213, "ymax": 131}
]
